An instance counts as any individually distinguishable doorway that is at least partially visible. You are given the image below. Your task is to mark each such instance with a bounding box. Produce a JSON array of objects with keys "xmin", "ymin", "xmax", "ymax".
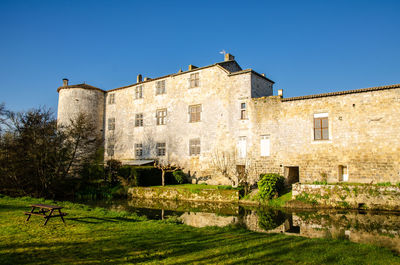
[{"xmin": 284, "ymin": 166, "xmax": 299, "ymax": 185}]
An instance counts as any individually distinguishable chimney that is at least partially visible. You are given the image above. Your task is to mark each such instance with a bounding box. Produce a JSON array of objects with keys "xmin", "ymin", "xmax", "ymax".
[
  {"xmin": 278, "ymin": 89, "xmax": 283, "ymax": 98},
  {"xmin": 62, "ymin": 78, "xmax": 69, "ymax": 87},
  {"xmin": 224, "ymin": 53, "xmax": 235, "ymax": 61},
  {"xmin": 261, "ymin": 73, "xmax": 265, "ymax": 77},
  {"xmin": 137, "ymin": 74, "xmax": 142, "ymax": 83},
  {"xmin": 144, "ymin": 77, "xmax": 151, "ymax": 81},
  {"xmin": 188, "ymin": 65, "xmax": 198, "ymax": 71},
  {"xmin": 178, "ymin": 68, "xmax": 183, "ymax": 73}
]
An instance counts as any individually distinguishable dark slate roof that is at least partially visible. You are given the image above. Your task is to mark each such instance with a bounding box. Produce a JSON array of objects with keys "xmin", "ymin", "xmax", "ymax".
[
  {"xmin": 108, "ymin": 60, "xmax": 273, "ymax": 92},
  {"xmin": 281, "ymin": 84, "xmax": 400, "ymax": 102},
  {"xmin": 57, "ymin": 84, "xmax": 105, "ymax": 93}
]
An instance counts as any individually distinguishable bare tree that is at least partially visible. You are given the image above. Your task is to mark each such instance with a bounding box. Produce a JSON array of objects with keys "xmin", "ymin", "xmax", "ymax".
[{"xmin": 211, "ymin": 148, "xmax": 256, "ymax": 192}]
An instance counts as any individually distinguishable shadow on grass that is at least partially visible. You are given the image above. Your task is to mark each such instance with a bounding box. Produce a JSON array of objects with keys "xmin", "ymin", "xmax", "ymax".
[
  {"xmin": 68, "ymin": 216, "xmax": 139, "ymax": 224},
  {"xmin": 0, "ymin": 204, "xmax": 29, "ymax": 212}
]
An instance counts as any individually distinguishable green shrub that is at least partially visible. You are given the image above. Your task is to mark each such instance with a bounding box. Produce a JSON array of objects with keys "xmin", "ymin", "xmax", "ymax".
[
  {"xmin": 173, "ymin": 170, "xmax": 187, "ymax": 184},
  {"xmin": 257, "ymin": 173, "xmax": 285, "ymax": 200},
  {"xmin": 312, "ymin": 180, "xmax": 328, "ymax": 185},
  {"xmin": 377, "ymin": 182, "xmax": 392, "ymax": 186}
]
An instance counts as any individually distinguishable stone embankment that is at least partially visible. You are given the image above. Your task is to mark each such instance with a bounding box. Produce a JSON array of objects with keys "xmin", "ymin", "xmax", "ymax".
[
  {"xmin": 128, "ymin": 186, "xmax": 239, "ymax": 203},
  {"xmin": 291, "ymin": 183, "xmax": 400, "ymax": 211}
]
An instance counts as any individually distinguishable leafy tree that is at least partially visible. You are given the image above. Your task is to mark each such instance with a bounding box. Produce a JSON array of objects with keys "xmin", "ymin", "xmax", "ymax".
[{"xmin": 0, "ymin": 106, "xmax": 102, "ymax": 198}]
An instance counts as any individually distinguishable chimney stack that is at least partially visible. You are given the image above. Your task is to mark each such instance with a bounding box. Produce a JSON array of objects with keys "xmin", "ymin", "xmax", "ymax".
[
  {"xmin": 278, "ymin": 89, "xmax": 283, "ymax": 98},
  {"xmin": 144, "ymin": 77, "xmax": 151, "ymax": 81},
  {"xmin": 63, "ymin": 78, "xmax": 69, "ymax": 87},
  {"xmin": 188, "ymin": 65, "xmax": 198, "ymax": 71},
  {"xmin": 224, "ymin": 53, "xmax": 235, "ymax": 61},
  {"xmin": 137, "ymin": 74, "xmax": 142, "ymax": 83}
]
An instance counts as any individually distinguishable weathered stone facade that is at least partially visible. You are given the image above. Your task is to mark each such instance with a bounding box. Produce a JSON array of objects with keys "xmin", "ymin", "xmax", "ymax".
[{"xmin": 57, "ymin": 54, "xmax": 400, "ymax": 185}]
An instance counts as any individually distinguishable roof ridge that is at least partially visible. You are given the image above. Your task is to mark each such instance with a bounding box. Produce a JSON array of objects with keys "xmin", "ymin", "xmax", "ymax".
[{"xmin": 282, "ymin": 84, "xmax": 400, "ymax": 102}]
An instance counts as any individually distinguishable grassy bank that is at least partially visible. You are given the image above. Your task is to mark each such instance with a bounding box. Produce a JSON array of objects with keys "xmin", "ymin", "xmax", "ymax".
[{"xmin": 0, "ymin": 195, "xmax": 399, "ymax": 264}]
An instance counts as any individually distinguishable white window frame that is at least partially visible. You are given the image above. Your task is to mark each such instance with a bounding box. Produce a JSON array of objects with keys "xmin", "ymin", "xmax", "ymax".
[
  {"xmin": 156, "ymin": 109, "xmax": 167, "ymax": 125},
  {"xmin": 237, "ymin": 136, "xmax": 247, "ymax": 158},
  {"xmin": 260, "ymin": 135, "xmax": 270, "ymax": 157}
]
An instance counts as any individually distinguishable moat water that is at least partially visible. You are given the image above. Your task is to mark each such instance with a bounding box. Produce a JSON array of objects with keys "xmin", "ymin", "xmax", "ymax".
[{"xmin": 83, "ymin": 198, "xmax": 400, "ymax": 254}]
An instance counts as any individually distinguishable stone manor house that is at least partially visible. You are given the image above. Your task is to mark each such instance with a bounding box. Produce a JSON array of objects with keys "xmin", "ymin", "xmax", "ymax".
[{"xmin": 57, "ymin": 54, "xmax": 400, "ymax": 185}]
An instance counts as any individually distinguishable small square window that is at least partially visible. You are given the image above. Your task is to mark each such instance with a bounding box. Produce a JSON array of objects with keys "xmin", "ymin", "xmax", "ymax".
[
  {"xmin": 135, "ymin": 143, "xmax": 143, "ymax": 157},
  {"xmin": 189, "ymin": 138, "xmax": 201, "ymax": 155},
  {"xmin": 156, "ymin": 80, "xmax": 166, "ymax": 95},
  {"xmin": 189, "ymin": 104, "xmax": 202, "ymax": 123},
  {"xmin": 156, "ymin": 109, "xmax": 167, "ymax": 125},
  {"xmin": 314, "ymin": 116, "xmax": 329, "ymax": 140},
  {"xmin": 108, "ymin": 94, "xmax": 115, "ymax": 104},
  {"xmin": 156, "ymin": 142, "xmax": 166, "ymax": 156},
  {"xmin": 240, "ymin": 102, "xmax": 247, "ymax": 120},
  {"xmin": 135, "ymin": 86, "xmax": 143, "ymax": 99},
  {"xmin": 189, "ymin": 73, "xmax": 200, "ymax": 88},
  {"xmin": 135, "ymin": 113, "xmax": 144, "ymax": 127},
  {"xmin": 108, "ymin": 118, "xmax": 115, "ymax": 130}
]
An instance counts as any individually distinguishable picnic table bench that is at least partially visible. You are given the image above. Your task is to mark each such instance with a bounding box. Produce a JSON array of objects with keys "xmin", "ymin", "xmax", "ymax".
[{"xmin": 25, "ymin": 204, "xmax": 67, "ymax": 225}]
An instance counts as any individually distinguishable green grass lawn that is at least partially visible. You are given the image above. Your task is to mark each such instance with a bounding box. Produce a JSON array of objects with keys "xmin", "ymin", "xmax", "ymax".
[
  {"xmin": 0, "ymin": 195, "xmax": 399, "ymax": 264},
  {"xmin": 153, "ymin": 184, "xmax": 237, "ymax": 190}
]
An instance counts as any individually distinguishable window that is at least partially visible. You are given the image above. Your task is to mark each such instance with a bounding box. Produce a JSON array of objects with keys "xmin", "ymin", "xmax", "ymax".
[
  {"xmin": 108, "ymin": 118, "xmax": 115, "ymax": 130},
  {"xmin": 189, "ymin": 138, "xmax": 201, "ymax": 155},
  {"xmin": 260, "ymin": 135, "xmax": 270, "ymax": 157},
  {"xmin": 237, "ymin": 136, "xmax": 247, "ymax": 158},
  {"xmin": 189, "ymin": 73, "xmax": 200, "ymax": 88},
  {"xmin": 135, "ymin": 143, "xmax": 143, "ymax": 157},
  {"xmin": 156, "ymin": 109, "xmax": 167, "ymax": 125},
  {"xmin": 108, "ymin": 94, "xmax": 115, "ymax": 104},
  {"xmin": 156, "ymin": 80, "xmax": 166, "ymax": 95},
  {"xmin": 107, "ymin": 144, "xmax": 114, "ymax": 156},
  {"xmin": 156, "ymin": 142, "xmax": 166, "ymax": 156},
  {"xmin": 189, "ymin": 104, "xmax": 202, "ymax": 123},
  {"xmin": 240, "ymin": 102, "xmax": 247, "ymax": 119},
  {"xmin": 135, "ymin": 114, "xmax": 144, "ymax": 127},
  {"xmin": 314, "ymin": 113, "xmax": 329, "ymax": 140},
  {"xmin": 338, "ymin": 165, "xmax": 348, "ymax": 182},
  {"xmin": 135, "ymin": 86, "xmax": 143, "ymax": 99}
]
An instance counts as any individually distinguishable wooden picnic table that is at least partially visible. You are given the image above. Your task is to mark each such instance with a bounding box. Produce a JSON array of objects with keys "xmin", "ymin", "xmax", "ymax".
[{"xmin": 25, "ymin": 204, "xmax": 67, "ymax": 225}]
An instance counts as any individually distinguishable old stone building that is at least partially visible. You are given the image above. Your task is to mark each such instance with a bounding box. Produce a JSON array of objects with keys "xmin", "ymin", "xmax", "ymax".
[{"xmin": 57, "ymin": 54, "xmax": 400, "ymax": 185}]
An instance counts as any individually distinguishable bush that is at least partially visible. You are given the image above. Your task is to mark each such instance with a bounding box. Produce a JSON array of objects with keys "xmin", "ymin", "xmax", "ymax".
[
  {"xmin": 173, "ymin": 170, "xmax": 187, "ymax": 184},
  {"xmin": 105, "ymin": 159, "xmax": 122, "ymax": 184},
  {"xmin": 257, "ymin": 173, "xmax": 285, "ymax": 200},
  {"xmin": 117, "ymin": 166, "xmax": 179, "ymax": 187}
]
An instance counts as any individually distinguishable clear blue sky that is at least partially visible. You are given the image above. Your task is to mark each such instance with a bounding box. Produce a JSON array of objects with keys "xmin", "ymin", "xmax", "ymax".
[{"xmin": 1, "ymin": 0, "xmax": 399, "ymax": 112}]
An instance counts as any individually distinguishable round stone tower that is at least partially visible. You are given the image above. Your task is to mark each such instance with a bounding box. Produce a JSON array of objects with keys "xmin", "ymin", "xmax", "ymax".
[{"xmin": 57, "ymin": 79, "xmax": 105, "ymax": 137}]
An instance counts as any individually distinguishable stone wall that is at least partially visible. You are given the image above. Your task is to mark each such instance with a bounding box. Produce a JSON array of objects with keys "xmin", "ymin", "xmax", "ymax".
[
  {"xmin": 248, "ymin": 87, "xmax": 400, "ymax": 184},
  {"xmin": 292, "ymin": 183, "xmax": 400, "ymax": 210},
  {"xmin": 128, "ymin": 186, "xmax": 239, "ymax": 203}
]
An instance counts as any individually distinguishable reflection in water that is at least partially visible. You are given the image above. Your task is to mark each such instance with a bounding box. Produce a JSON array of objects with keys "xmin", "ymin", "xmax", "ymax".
[{"xmin": 84, "ymin": 198, "xmax": 400, "ymax": 254}]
